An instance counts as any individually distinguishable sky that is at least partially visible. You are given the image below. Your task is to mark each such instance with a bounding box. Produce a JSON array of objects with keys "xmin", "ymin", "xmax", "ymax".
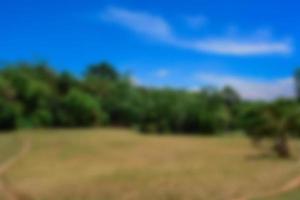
[{"xmin": 1, "ymin": 0, "xmax": 300, "ymax": 100}]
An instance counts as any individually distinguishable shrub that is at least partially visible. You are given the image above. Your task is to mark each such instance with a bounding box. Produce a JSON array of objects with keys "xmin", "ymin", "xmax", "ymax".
[
  {"xmin": 0, "ymin": 100, "xmax": 21, "ymax": 130},
  {"xmin": 59, "ymin": 89, "xmax": 105, "ymax": 127}
]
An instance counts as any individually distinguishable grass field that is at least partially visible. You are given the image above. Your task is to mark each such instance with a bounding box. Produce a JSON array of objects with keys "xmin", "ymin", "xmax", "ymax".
[{"xmin": 0, "ymin": 128, "xmax": 300, "ymax": 200}]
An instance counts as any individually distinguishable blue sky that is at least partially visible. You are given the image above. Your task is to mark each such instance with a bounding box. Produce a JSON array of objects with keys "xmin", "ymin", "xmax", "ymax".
[{"xmin": 1, "ymin": 0, "xmax": 300, "ymax": 99}]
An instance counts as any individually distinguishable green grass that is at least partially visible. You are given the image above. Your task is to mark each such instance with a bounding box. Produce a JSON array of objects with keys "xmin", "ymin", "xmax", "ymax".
[{"xmin": 1, "ymin": 128, "xmax": 300, "ymax": 200}]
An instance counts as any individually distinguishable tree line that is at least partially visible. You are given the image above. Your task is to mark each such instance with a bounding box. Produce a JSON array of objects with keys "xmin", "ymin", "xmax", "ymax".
[
  {"xmin": 1, "ymin": 61, "xmax": 300, "ymax": 157},
  {"xmin": 0, "ymin": 61, "xmax": 241, "ymax": 132}
]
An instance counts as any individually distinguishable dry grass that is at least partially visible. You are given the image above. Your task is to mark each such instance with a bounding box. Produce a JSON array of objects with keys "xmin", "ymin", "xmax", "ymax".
[
  {"xmin": 1, "ymin": 128, "xmax": 300, "ymax": 200},
  {"xmin": 260, "ymin": 189, "xmax": 300, "ymax": 200}
]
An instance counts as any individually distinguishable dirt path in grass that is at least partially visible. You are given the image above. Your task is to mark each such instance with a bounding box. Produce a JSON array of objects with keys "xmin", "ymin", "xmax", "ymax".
[
  {"xmin": 0, "ymin": 138, "xmax": 32, "ymax": 200},
  {"xmin": 235, "ymin": 162, "xmax": 300, "ymax": 200}
]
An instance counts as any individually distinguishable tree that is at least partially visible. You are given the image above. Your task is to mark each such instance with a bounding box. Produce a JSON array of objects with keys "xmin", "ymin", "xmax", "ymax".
[
  {"xmin": 240, "ymin": 103, "xmax": 269, "ymax": 145},
  {"xmin": 241, "ymin": 100, "xmax": 300, "ymax": 158},
  {"xmin": 57, "ymin": 89, "xmax": 105, "ymax": 127},
  {"xmin": 86, "ymin": 62, "xmax": 119, "ymax": 81},
  {"xmin": 294, "ymin": 68, "xmax": 300, "ymax": 101},
  {"xmin": 0, "ymin": 100, "xmax": 21, "ymax": 130},
  {"xmin": 0, "ymin": 76, "xmax": 16, "ymax": 100},
  {"xmin": 56, "ymin": 72, "xmax": 78, "ymax": 95},
  {"xmin": 221, "ymin": 86, "xmax": 241, "ymax": 107}
]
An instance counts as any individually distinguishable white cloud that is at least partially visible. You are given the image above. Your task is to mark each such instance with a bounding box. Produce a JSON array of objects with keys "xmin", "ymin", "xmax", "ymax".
[
  {"xmin": 189, "ymin": 38, "xmax": 292, "ymax": 55},
  {"xmin": 101, "ymin": 7, "xmax": 293, "ymax": 56},
  {"xmin": 155, "ymin": 69, "xmax": 170, "ymax": 78},
  {"xmin": 101, "ymin": 7, "xmax": 175, "ymax": 42},
  {"xmin": 197, "ymin": 73, "xmax": 295, "ymax": 100}
]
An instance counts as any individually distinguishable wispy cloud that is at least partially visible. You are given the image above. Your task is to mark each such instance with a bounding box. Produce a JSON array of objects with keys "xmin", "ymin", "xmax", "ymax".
[
  {"xmin": 197, "ymin": 73, "xmax": 295, "ymax": 100},
  {"xmin": 101, "ymin": 7, "xmax": 175, "ymax": 43},
  {"xmin": 189, "ymin": 37, "xmax": 292, "ymax": 56},
  {"xmin": 154, "ymin": 69, "xmax": 170, "ymax": 78},
  {"xmin": 101, "ymin": 6, "xmax": 293, "ymax": 56}
]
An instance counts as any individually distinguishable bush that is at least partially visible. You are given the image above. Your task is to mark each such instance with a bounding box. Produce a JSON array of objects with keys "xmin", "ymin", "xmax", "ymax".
[
  {"xmin": 30, "ymin": 108, "xmax": 54, "ymax": 127},
  {"xmin": 58, "ymin": 89, "xmax": 105, "ymax": 127},
  {"xmin": 0, "ymin": 100, "xmax": 21, "ymax": 130}
]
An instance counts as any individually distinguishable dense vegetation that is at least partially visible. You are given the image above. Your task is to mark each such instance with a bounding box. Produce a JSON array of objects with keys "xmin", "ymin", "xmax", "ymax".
[
  {"xmin": 1, "ymin": 61, "xmax": 300, "ymax": 157},
  {"xmin": 0, "ymin": 61, "xmax": 241, "ymax": 133}
]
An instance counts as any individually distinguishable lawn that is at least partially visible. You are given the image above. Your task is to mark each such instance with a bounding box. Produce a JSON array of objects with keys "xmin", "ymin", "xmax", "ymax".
[{"xmin": 1, "ymin": 128, "xmax": 300, "ymax": 200}]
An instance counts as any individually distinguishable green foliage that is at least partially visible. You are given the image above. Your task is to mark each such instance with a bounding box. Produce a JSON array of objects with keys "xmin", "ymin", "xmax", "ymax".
[
  {"xmin": 0, "ymin": 100, "xmax": 21, "ymax": 130},
  {"xmin": 31, "ymin": 108, "xmax": 54, "ymax": 127},
  {"xmin": 0, "ymin": 76, "xmax": 16, "ymax": 100},
  {"xmin": 86, "ymin": 62, "xmax": 119, "ymax": 81},
  {"xmin": 240, "ymin": 103, "xmax": 275, "ymax": 143},
  {"xmin": 240, "ymin": 99, "xmax": 300, "ymax": 157},
  {"xmin": 294, "ymin": 68, "xmax": 300, "ymax": 102},
  {"xmin": 55, "ymin": 89, "xmax": 104, "ymax": 127},
  {"xmin": 56, "ymin": 72, "xmax": 78, "ymax": 95},
  {"xmin": 1, "ymin": 61, "xmax": 300, "ymax": 144}
]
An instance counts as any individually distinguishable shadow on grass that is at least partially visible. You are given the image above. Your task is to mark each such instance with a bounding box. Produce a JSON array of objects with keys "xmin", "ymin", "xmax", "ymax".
[{"xmin": 245, "ymin": 152, "xmax": 298, "ymax": 162}]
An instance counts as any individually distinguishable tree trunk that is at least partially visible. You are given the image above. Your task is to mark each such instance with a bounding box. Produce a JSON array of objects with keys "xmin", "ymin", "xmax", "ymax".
[{"xmin": 273, "ymin": 132, "xmax": 290, "ymax": 158}]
